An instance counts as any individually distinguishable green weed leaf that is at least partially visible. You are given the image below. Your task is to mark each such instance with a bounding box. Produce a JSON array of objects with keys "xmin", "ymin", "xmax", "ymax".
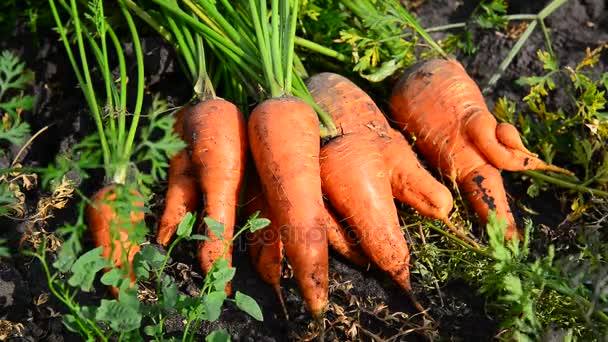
[
  {"xmin": 206, "ymin": 329, "xmax": 230, "ymax": 342},
  {"xmin": 202, "ymin": 291, "xmax": 227, "ymax": 322},
  {"xmin": 162, "ymin": 275, "xmax": 178, "ymax": 310},
  {"xmin": 100, "ymin": 268, "xmax": 124, "ymax": 287},
  {"xmin": 67, "ymin": 246, "xmax": 111, "ymax": 292},
  {"xmin": 210, "ymin": 259, "xmax": 236, "ymax": 292},
  {"xmin": 177, "ymin": 212, "xmax": 196, "ymax": 237},
  {"xmin": 205, "ymin": 217, "xmax": 225, "ymax": 239},
  {"xmin": 247, "ymin": 212, "xmax": 270, "ymax": 233},
  {"xmin": 235, "ymin": 291, "xmax": 263, "ymax": 321},
  {"xmin": 95, "ymin": 299, "xmax": 142, "ymax": 332}
]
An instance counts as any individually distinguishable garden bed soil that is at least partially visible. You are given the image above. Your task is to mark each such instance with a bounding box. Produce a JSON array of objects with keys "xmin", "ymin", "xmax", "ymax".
[{"xmin": 1, "ymin": 0, "xmax": 607, "ymax": 340}]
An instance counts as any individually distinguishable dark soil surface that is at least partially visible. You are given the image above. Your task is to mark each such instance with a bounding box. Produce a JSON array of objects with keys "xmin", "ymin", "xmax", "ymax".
[{"xmin": 1, "ymin": 0, "xmax": 607, "ymax": 341}]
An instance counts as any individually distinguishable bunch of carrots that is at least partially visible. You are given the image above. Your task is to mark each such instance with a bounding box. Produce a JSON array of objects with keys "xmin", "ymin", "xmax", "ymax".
[{"xmin": 79, "ymin": 0, "xmax": 573, "ymax": 327}]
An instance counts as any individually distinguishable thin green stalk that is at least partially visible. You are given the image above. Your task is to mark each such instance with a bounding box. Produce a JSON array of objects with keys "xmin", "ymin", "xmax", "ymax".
[
  {"xmin": 182, "ymin": 0, "xmax": 227, "ymax": 40},
  {"xmin": 180, "ymin": 20, "xmax": 198, "ymax": 68},
  {"xmin": 106, "ymin": 27, "xmax": 128, "ymax": 154},
  {"xmin": 69, "ymin": 0, "xmax": 111, "ymax": 173},
  {"xmin": 271, "ymin": 0, "xmax": 283, "ymax": 88},
  {"xmin": 484, "ymin": 0, "xmax": 567, "ymax": 92},
  {"xmin": 483, "ymin": 19, "xmax": 537, "ymax": 93},
  {"xmin": 123, "ymin": 0, "xmax": 175, "ymax": 44},
  {"xmin": 522, "ymin": 170, "xmax": 608, "ymax": 197},
  {"xmin": 294, "ymin": 36, "xmax": 349, "ymax": 62},
  {"xmin": 388, "ymin": 0, "xmax": 446, "ymax": 58},
  {"xmin": 194, "ymin": 0, "xmax": 257, "ymax": 57},
  {"xmin": 283, "ymin": 0, "xmax": 298, "ymax": 92},
  {"xmin": 118, "ymin": 0, "xmax": 145, "ymax": 184},
  {"xmin": 151, "ymin": 0, "xmax": 261, "ymax": 69},
  {"xmin": 249, "ymin": 0, "xmax": 279, "ymax": 97},
  {"xmin": 425, "ymin": 14, "xmax": 538, "ymax": 32},
  {"xmin": 537, "ymin": 0, "xmax": 568, "ymax": 19},
  {"xmin": 164, "ymin": 12, "xmax": 197, "ymax": 80},
  {"xmin": 217, "ymin": 0, "xmax": 257, "ymax": 47},
  {"xmin": 538, "ymin": 19, "xmax": 555, "ymax": 56},
  {"xmin": 97, "ymin": 4, "xmax": 117, "ymax": 153}
]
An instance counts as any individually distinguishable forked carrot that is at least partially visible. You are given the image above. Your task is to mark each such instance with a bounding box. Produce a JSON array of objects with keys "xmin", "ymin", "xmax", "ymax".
[{"xmin": 389, "ymin": 58, "xmax": 573, "ymax": 239}]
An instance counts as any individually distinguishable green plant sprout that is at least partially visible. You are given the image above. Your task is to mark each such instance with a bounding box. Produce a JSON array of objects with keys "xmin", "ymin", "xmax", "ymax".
[
  {"xmin": 406, "ymin": 209, "xmax": 608, "ymax": 340},
  {"xmin": 295, "ymin": 0, "xmax": 446, "ymax": 82},
  {"xmin": 25, "ymin": 209, "xmax": 268, "ymax": 341},
  {"xmin": 0, "ymin": 50, "xmax": 35, "ymax": 218}
]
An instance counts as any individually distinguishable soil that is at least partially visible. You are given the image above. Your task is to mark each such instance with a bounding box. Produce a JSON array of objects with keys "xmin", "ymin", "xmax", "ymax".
[{"xmin": 0, "ymin": 0, "xmax": 607, "ymax": 341}]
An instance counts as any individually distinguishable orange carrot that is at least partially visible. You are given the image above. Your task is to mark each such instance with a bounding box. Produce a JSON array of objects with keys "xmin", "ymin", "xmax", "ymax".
[
  {"xmin": 248, "ymin": 96, "xmax": 329, "ymax": 318},
  {"xmin": 157, "ymin": 107, "xmax": 200, "ymax": 246},
  {"xmin": 86, "ymin": 184, "xmax": 144, "ymax": 298},
  {"xmin": 243, "ymin": 173, "xmax": 287, "ymax": 317},
  {"xmin": 183, "ymin": 98, "xmax": 247, "ymax": 294},
  {"xmin": 307, "ymin": 72, "xmax": 454, "ymax": 222},
  {"xmin": 320, "ymin": 134, "xmax": 422, "ymax": 310},
  {"xmin": 307, "ymin": 72, "xmax": 449, "ymax": 311},
  {"xmin": 389, "ymin": 58, "xmax": 572, "ymax": 239},
  {"xmin": 324, "ymin": 204, "xmax": 369, "ymax": 268}
]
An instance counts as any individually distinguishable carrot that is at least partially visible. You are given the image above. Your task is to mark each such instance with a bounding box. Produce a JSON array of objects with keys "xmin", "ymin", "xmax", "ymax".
[
  {"xmin": 307, "ymin": 72, "xmax": 450, "ymax": 311},
  {"xmin": 183, "ymin": 99, "xmax": 247, "ymax": 294},
  {"xmin": 86, "ymin": 184, "xmax": 144, "ymax": 298},
  {"xmin": 248, "ymin": 97, "xmax": 329, "ymax": 318},
  {"xmin": 156, "ymin": 107, "xmax": 200, "ymax": 246},
  {"xmin": 388, "ymin": 58, "xmax": 573, "ymax": 239},
  {"xmin": 320, "ymin": 134, "xmax": 423, "ymax": 310},
  {"xmin": 324, "ymin": 204, "xmax": 370, "ymax": 268},
  {"xmin": 307, "ymin": 72, "xmax": 454, "ymax": 222},
  {"xmin": 243, "ymin": 172, "xmax": 287, "ymax": 317}
]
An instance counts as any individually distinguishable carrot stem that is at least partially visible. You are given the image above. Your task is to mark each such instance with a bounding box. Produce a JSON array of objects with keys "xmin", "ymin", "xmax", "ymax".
[
  {"xmin": 425, "ymin": 14, "xmax": 538, "ymax": 32},
  {"xmin": 521, "ymin": 170, "xmax": 608, "ymax": 197},
  {"xmin": 483, "ymin": 0, "xmax": 567, "ymax": 92},
  {"xmin": 294, "ymin": 36, "xmax": 349, "ymax": 62},
  {"xmin": 117, "ymin": 0, "xmax": 145, "ymax": 184},
  {"xmin": 123, "ymin": 0, "xmax": 175, "ymax": 45}
]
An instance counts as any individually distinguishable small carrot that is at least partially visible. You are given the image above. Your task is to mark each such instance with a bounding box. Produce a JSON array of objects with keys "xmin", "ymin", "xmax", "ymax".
[
  {"xmin": 324, "ymin": 204, "xmax": 369, "ymax": 268},
  {"xmin": 243, "ymin": 172, "xmax": 287, "ymax": 318},
  {"xmin": 389, "ymin": 58, "xmax": 573, "ymax": 239},
  {"xmin": 157, "ymin": 107, "xmax": 200, "ymax": 246},
  {"xmin": 248, "ymin": 97, "xmax": 329, "ymax": 318},
  {"xmin": 86, "ymin": 184, "xmax": 144, "ymax": 298},
  {"xmin": 183, "ymin": 98, "xmax": 247, "ymax": 294}
]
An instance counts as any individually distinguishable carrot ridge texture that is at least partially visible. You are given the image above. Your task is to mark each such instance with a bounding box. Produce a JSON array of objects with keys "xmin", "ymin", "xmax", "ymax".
[
  {"xmin": 184, "ymin": 99, "xmax": 248, "ymax": 294},
  {"xmin": 86, "ymin": 185, "xmax": 144, "ymax": 298},
  {"xmin": 389, "ymin": 58, "xmax": 572, "ymax": 239},
  {"xmin": 248, "ymin": 96, "xmax": 329, "ymax": 318},
  {"xmin": 157, "ymin": 107, "xmax": 200, "ymax": 246}
]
